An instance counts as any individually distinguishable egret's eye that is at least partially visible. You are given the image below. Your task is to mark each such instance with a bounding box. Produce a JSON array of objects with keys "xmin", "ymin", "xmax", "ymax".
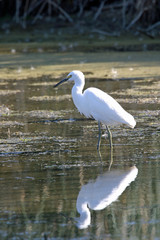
[{"xmin": 68, "ymin": 75, "xmax": 72, "ymax": 79}]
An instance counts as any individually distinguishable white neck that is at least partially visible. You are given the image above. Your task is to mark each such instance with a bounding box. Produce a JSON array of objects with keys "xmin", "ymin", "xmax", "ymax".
[
  {"xmin": 76, "ymin": 203, "xmax": 91, "ymax": 229},
  {"xmin": 71, "ymin": 83, "xmax": 84, "ymax": 114}
]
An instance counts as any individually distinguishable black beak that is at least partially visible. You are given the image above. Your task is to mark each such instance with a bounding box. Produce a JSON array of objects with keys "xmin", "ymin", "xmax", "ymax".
[{"xmin": 53, "ymin": 78, "xmax": 68, "ymax": 88}]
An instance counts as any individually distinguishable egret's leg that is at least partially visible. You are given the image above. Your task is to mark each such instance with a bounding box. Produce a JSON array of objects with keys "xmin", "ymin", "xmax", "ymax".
[
  {"xmin": 106, "ymin": 125, "xmax": 113, "ymax": 149},
  {"xmin": 97, "ymin": 121, "xmax": 102, "ymax": 151},
  {"xmin": 108, "ymin": 147, "xmax": 113, "ymax": 171}
]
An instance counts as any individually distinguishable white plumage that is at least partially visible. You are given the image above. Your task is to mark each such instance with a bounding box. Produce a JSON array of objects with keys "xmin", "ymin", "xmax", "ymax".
[{"xmin": 54, "ymin": 70, "xmax": 136, "ymax": 149}]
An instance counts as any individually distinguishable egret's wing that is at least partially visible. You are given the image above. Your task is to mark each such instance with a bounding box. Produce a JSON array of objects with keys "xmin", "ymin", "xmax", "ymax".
[{"xmin": 84, "ymin": 87, "xmax": 136, "ymax": 127}]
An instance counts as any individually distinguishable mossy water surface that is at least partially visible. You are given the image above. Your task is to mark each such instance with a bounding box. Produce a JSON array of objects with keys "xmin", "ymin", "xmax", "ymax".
[{"xmin": 0, "ymin": 34, "xmax": 160, "ymax": 239}]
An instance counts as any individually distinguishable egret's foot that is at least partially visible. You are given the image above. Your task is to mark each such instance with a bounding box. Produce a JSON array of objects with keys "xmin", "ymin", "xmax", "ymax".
[
  {"xmin": 97, "ymin": 148, "xmax": 102, "ymax": 161},
  {"xmin": 108, "ymin": 147, "xmax": 113, "ymax": 171},
  {"xmin": 97, "ymin": 142, "xmax": 100, "ymax": 152}
]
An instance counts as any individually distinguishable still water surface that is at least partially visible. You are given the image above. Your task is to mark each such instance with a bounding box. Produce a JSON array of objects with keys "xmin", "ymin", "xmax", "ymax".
[{"xmin": 0, "ymin": 51, "xmax": 160, "ymax": 239}]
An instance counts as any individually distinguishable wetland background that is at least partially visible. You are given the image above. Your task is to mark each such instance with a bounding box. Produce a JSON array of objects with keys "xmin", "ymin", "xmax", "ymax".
[{"xmin": 0, "ymin": 1, "xmax": 160, "ymax": 239}]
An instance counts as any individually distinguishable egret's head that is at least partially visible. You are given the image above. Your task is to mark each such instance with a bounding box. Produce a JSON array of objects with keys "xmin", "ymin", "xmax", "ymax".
[
  {"xmin": 67, "ymin": 70, "xmax": 84, "ymax": 82},
  {"xmin": 54, "ymin": 70, "xmax": 84, "ymax": 88}
]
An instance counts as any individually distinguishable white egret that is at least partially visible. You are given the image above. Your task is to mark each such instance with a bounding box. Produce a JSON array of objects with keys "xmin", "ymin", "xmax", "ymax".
[{"xmin": 54, "ymin": 70, "xmax": 136, "ymax": 150}]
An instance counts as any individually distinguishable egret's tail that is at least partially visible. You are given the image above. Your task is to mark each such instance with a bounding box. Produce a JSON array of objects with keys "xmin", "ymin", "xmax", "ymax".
[{"xmin": 128, "ymin": 115, "xmax": 136, "ymax": 128}]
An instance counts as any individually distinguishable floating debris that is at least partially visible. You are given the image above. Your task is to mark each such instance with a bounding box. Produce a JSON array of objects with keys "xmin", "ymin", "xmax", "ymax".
[
  {"xmin": 0, "ymin": 90, "xmax": 21, "ymax": 96},
  {"xmin": 29, "ymin": 94, "xmax": 71, "ymax": 101},
  {"xmin": 11, "ymin": 48, "xmax": 16, "ymax": 54},
  {"xmin": 111, "ymin": 68, "xmax": 118, "ymax": 79},
  {"xmin": 0, "ymin": 105, "xmax": 10, "ymax": 116}
]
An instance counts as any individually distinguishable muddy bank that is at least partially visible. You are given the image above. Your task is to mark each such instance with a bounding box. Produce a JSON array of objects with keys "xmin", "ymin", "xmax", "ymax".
[{"xmin": 0, "ymin": 25, "xmax": 160, "ymax": 54}]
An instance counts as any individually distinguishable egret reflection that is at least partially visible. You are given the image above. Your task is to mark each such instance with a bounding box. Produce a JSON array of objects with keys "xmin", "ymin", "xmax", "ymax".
[{"xmin": 76, "ymin": 166, "xmax": 138, "ymax": 229}]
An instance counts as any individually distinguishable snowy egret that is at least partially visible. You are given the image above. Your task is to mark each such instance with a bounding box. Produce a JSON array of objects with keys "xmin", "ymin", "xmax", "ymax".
[{"xmin": 54, "ymin": 70, "xmax": 136, "ymax": 150}]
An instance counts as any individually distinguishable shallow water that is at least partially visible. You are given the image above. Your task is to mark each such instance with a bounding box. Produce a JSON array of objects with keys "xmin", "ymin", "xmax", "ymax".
[{"xmin": 0, "ymin": 51, "xmax": 160, "ymax": 239}]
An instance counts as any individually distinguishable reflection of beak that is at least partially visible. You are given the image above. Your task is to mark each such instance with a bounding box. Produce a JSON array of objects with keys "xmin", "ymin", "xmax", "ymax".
[{"xmin": 53, "ymin": 78, "xmax": 68, "ymax": 88}]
